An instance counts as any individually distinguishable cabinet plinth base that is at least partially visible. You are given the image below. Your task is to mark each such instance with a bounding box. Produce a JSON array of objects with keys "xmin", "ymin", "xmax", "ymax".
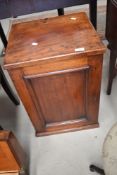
[{"xmin": 36, "ymin": 123, "xmax": 99, "ymax": 137}]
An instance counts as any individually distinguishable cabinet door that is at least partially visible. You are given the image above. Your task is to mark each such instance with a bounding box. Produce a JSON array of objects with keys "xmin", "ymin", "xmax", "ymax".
[
  {"xmin": 30, "ymin": 68, "xmax": 88, "ymax": 123},
  {"xmin": 24, "ymin": 65, "xmax": 97, "ymax": 136}
]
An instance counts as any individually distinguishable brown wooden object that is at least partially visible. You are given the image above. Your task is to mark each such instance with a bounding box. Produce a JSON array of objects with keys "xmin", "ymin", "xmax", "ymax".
[
  {"xmin": 4, "ymin": 12, "xmax": 105, "ymax": 136},
  {"xmin": 0, "ymin": 131, "xmax": 28, "ymax": 175}
]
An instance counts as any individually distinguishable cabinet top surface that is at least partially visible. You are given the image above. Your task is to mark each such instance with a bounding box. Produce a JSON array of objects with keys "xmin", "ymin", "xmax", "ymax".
[{"xmin": 5, "ymin": 12, "xmax": 105, "ymax": 69}]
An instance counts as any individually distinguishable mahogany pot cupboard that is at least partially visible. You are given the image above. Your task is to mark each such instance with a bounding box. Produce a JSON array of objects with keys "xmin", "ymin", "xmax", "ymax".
[
  {"xmin": 0, "ymin": 0, "xmax": 97, "ymax": 107},
  {"xmin": 4, "ymin": 12, "xmax": 105, "ymax": 136}
]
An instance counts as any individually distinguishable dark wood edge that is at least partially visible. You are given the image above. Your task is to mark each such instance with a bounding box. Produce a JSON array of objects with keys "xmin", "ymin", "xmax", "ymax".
[
  {"xmin": 8, "ymin": 133, "xmax": 28, "ymax": 175},
  {"xmin": 0, "ymin": 131, "xmax": 28, "ymax": 175},
  {"xmin": 4, "ymin": 49, "xmax": 106, "ymax": 70},
  {"xmin": 7, "ymin": 133, "xmax": 26, "ymax": 166},
  {"xmin": 24, "ymin": 66, "xmax": 90, "ymax": 79},
  {"xmin": 46, "ymin": 118, "xmax": 87, "ymax": 128},
  {"xmin": 0, "ymin": 131, "xmax": 11, "ymax": 140},
  {"xmin": 36, "ymin": 123, "xmax": 99, "ymax": 137}
]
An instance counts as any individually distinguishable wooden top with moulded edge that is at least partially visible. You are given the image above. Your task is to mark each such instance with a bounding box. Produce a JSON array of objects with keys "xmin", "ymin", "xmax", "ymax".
[
  {"xmin": 4, "ymin": 12, "xmax": 106, "ymax": 70},
  {"xmin": 0, "ymin": 131, "xmax": 27, "ymax": 175}
]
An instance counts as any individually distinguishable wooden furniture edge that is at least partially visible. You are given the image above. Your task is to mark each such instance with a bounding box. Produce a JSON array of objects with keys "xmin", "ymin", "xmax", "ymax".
[
  {"xmin": 36, "ymin": 123, "xmax": 99, "ymax": 136},
  {"xmin": 0, "ymin": 131, "xmax": 28, "ymax": 175},
  {"xmin": 4, "ymin": 51, "xmax": 106, "ymax": 70}
]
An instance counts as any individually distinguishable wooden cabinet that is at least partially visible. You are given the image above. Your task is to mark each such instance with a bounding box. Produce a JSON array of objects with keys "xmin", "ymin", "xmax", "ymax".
[
  {"xmin": 4, "ymin": 12, "xmax": 105, "ymax": 136},
  {"xmin": 0, "ymin": 131, "xmax": 28, "ymax": 175}
]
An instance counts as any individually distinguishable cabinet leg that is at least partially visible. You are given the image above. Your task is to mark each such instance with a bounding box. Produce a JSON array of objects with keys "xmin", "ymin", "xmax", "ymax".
[
  {"xmin": 0, "ymin": 126, "xmax": 3, "ymax": 130},
  {"xmin": 90, "ymin": 165, "xmax": 105, "ymax": 175},
  {"xmin": 107, "ymin": 50, "xmax": 117, "ymax": 95},
  {"xmin": 0, "ymin": 66, "xmax": 20, "ymax": 105},
  {"xmin": 0, "ymin": 22, "xmax": 8, "ymax": 48},
  {"xmin": 57, "ymin": 8, "xmax": 64, "ymax": 16},
  {"xmin": 89, "ymin": 0, "xmax": 97, "ymax": 29}
]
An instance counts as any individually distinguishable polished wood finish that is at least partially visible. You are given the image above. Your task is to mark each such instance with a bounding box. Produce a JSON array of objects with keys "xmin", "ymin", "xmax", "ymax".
[
  {"xmin": 4, "ymin": 12, "xmax": 105, "ymax": 136},
  {"xmin": 0, "ymin": 131, "xmax": 28, "ymax": 175},
  {"xmin": 0, "ymin": 0, "xmax": 97, "ymax": 105},
  {"xmin": 4, "ymin": 13, "xmax": 104, "ymax": 69},
  {"xmin": 106, "ymin": 0, "xmax": 117, "ymax": 94},
  {"xmin": 0, "ymin": 141, "xmax": 19, "ymax": 173}
]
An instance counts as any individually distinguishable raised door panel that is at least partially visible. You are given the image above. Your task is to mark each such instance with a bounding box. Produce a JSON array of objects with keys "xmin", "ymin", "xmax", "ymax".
[
  {"xmin": 31, "ymin": 69, "xmax": 86, "ymax": 124},
  {"xmin": 24, "ymin": 67, "xmax": 90, "ymax": 135}
]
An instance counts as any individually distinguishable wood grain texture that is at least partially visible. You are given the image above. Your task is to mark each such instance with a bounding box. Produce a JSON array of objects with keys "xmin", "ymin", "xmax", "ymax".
[
  {"xmin": 4, "ymin": 12, "xmax": 105, "ymax": 136},
  {"xmin": 4, "ymin": 12, "xmax": 105, "ymax": 70},
  {"xmin": 0, "ymin": 131, "xmax": 28, "ymax": 175},
  {"xmin": 0, "ymin": 142, "xmax": 20, "ymax": 173},
  {"xmin": 29, "ymin": 68, "xmax": 88, "ymax": 123}
]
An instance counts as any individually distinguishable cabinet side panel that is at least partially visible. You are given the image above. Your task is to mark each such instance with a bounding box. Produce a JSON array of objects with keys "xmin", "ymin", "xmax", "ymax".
[
  {"xmin": 87, "ymin": 55, "xmax": 103, "ymax": 122},
  {"xmin": 9, "ymin": 69, "xmax": 45, "ymax": 133}
]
